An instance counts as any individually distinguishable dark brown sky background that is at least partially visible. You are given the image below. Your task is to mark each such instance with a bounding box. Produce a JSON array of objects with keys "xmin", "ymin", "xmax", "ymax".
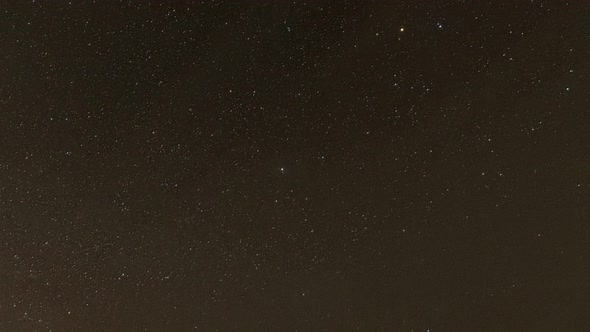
[{"xmin": 1, "ymin": 1, "xmax": 589, "ymax": 331}]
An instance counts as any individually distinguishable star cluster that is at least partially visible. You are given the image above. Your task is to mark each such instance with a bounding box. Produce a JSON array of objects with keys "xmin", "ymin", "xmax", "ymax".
[{"xmin": 1, "ymin": 1, "xmax": 589, "ymax": 330}]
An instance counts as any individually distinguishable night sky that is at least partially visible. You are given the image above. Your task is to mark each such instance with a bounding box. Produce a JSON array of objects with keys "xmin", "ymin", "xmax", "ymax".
[{"xmin": 1, "ymin": 1, "xmax": 589, "ymax": 331}]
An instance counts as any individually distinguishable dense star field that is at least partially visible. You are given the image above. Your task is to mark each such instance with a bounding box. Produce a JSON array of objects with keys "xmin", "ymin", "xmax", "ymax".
[{"xmin": 1, "ymin": 1, "xmax": 589, "ymax": 330}]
